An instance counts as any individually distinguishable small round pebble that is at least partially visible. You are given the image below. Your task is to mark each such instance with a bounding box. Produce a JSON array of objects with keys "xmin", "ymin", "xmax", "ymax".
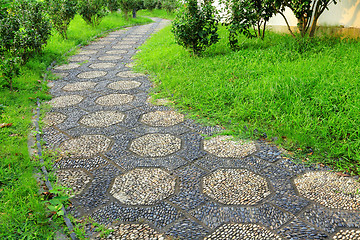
[
  {"xmin": 43, "ymin": 112, "xmax": 67, "ymax": 126},
  {"xmin": 204, "ymin": 223, "xmax": 282, "ymax": 240},
  {"xmin": 129, "ymin": 133, "xmax": 181, "ymax": 157},
  {"xmin": 56, "ymin": 169, "xmax": 91, "ymax": 196},
  {"xmin": 141, "ymin": 111, "xmax": 184, "ymax": 127},
  {"xmin": 203, "ymin": 135, "xmax": 256, "ymax": 158},
  {"xmin": 62, "ymin": 81, "xmax": 97, "ymax": 91},
  {"xmin": 202, "ymin": 168, "xmax": 271, "ymax": 205},
  {"xmin": 60, "ymin": 135, "xmax": 112, "ymax": 158},
  {"xmin": 116, "ymin": 71, "xmax": 145, "ymax": 78},
  {"xmin": 98, "ymin": 223, "xmax": 168, "ymax": 240},
  {"xmin": 95, "ymin": 94, "xmax": 134, "ymax": 106},
  {"xmin": 110, "ymin": 168, "xmax": 176, "ymax": 205},
  {"xmin": 333, "ymin": 229, "xmax": 360, "ymax": 239},
  {"xmin": 48, "ymin": 95, "xmax": 84, "ymax": 108},
  {"xmin": 107, "ymin": 81, "xmax": 141, "ymax": 90},
  {"xmin": 294, "ymin": 171, "xmax": 360, "ymax": 210},
  {"xmin": 77, "ymin": 71, "xmax": 107, "ymax": 79},
  {"xmin": 79, "ymin": 111, "xmax": 125, "ymax": 127}
]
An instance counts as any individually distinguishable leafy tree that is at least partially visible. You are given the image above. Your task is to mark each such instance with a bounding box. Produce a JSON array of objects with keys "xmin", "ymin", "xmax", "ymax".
[
  {"xmin": 162, "ymin": 0, "xmax": 177, "ymax": 13},
  {"xmin": 78, "ymin": 0, "xmax": 108, "ymax": 27},
  {"xmin": 46, "ymin": 0, "xmax": 77, "ymax": 39},
  {"xmin": 0, "ymin": 0, "xmax": 51, "ymax": 90},
  {"xmin": 118, "ymin": 0, "xmax": 142, "ymax": 19},
  {"xmin": 172, "ymin": 0, "xmax": 219, "ymax": 55},
  {"xmin": 275, "ymin": 0, "xmax": 338, "ymax": 37},
  {"xmin": 107, "ymin": 0, "xmax": 121, "ymax": 12},
  {"xmin": 221, "ymin": 0, "xmax": 276, "ymax": 49}
]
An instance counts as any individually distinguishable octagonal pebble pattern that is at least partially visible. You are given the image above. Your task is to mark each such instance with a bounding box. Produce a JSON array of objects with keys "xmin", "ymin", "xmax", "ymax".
[
  {"xmin": 202, "ymin": 169, "xmax": 271, "ymax": 205},
  {"xmin": 107, "ymin": 81, "xmax": 141, "ymax": 90},
  {"xmin": 98, "ymin": 55, "xmax": 123, "ymax": 61},
  {"xmin": 69, "ymin": 55, "xmax": 90, "ymax": 62},
  {"xmin": 54, "ymin": 63, "xmax": 80, "ymax": 70},
  {"xmin": 110, "ymin": 168, "xmax": 176, "ymax": 205},
  {"xmin": 141, "ymin": 110, "xmax": 184, "ymax": 127},
  {"xmin": 106, "ymin": 50, "xmax": 127, "ymax": 55},
  {"xmin": 62, "ymin": 81, "xmax": 97, "ymax": 91},
  {"xmin": 294, "ymin": 171, "xmax": 360, "ymax": 210},
  {"xmin": 95, "ymin": 94, "xmax": 134, "ymax": 106},
  {"xmin": 43, "ymin": 112, "xmax": 67, "ymax": 126},
  {"xmin": 333, "ymin": 229, "xmax": 360, "ymax": 239},
  {"xmin": 129, "ymin": 133, "xmax": 181, "ymax": 157},
  {"xmin": 80, "ymin": 111, "xmax": 125, "ymax": 127},
  {"xmin": 98, "ymin": 223, "xmax": 168, "ymax": 240},
  {"xmin": 204, "ymin": 223, "xmax": 282, "ymax": 240},
  {"xmin": 49, "ymin": 95, "xmax": 84, "ymax": 108},
  {"xmin": 78, "ymin": 50, "xmax": 97, "ymax": 55},
  {"xmin": 77, "ymin": 71, "xmax": 107, "ymax": 79},
  {"xmin": 56, "ymin": 169, "xmax": 91, "ymax": 195},
  {"xmin": 60, "ymin": 135, "xmax": 112, "ymax": 158},
  {"xmin": 204, "ymin": 135, "xmax": 256, "ymax": 158},
  {"xmin": 116, "ymin": 71, "xmax": 145, "ymax": 78},
  {"xmin": 112, "ymin": 44, "xmax": 133, "ymax": 49},
  {"xmin": 89, "ymin": 63, "xmax": 116, "ymax": 69}
]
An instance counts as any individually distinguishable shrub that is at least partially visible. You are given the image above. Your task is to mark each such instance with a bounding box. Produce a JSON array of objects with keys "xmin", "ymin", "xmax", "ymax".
[
  {"xmin": 78, "ymin": 0, "xmax": 108, "ymax": 27},
  {"xmin": 107, "ymin": 0, "xmax": 121, "ymax": 12},
  {"xmin": 0, "ymin": 0, "xmax": 51, "ymax": 90},
  {"xmin": 118, "ymin": 0, "xmax": 142, "ymax": 19},
  {"xmin": 144, "ymin": 0, "xmax": 159, "ymax": 11},
  {"xmin": 162, "ymin": 0, "xmax": 177, "ymax": 13},
  {"xmin": 172, "ymin": 0, "xmax": 219, "ymax": 55},
  {"xmin": 221, "ymin": 0, "xmax": 276, "ymax": 49},
  {"xmin": 46, "ymin": 0, "xmax": 77, "ymax": 39}
]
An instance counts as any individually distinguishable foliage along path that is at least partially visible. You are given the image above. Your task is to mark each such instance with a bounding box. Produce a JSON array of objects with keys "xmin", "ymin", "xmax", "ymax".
[{"xmin": 43, "ymin": 18, "xmax": 360, "ymax": 239}]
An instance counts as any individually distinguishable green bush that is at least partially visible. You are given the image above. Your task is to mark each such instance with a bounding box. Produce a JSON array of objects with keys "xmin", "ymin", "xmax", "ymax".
[
  {"xmin": 144, "ymin": 0, "xmax": 159, "ymax": 11},
  {"xmin": 107, "ymin": 0, "xmax": 121, "ymax": 12},
  {"xmin": 161, "ymin": 0, "xmax": 177, "ymax": 13},
  {"xmin": 0, "ymin": 0, "xmax": 51, "ymax": 90},
  {"xmin": 46, "ymin": 0, "xmax": 77, "ymax": 39},
  {"xmin": 78, "ymin": 0, "xmax": 108, "ymax": 27},
  {"xmin": 119, "ymin": 0, "xmax": 142, "ymax": 19},
  {"xmin": 172, "ymin": 0, "xmax": 219, "ymax": 55}
]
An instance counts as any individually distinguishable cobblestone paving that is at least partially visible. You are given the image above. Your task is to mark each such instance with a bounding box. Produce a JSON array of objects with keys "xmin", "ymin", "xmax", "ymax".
[{"xmin": 43, "ymin": 18, "xmax": 360, "ymax": 239}]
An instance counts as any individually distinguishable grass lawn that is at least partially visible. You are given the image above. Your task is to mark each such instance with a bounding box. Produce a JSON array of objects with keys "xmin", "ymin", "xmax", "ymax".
[
  {"xmin": 135, "ymin": 25, "xmax": 360, "ymax": 175},
  {"xmin": 0, "ymin": 12, "xmax": 151, "ymax": 239}
]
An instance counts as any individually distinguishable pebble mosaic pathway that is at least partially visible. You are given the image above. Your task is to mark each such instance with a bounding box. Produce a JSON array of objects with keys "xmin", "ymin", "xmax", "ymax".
[{"xmin": 43, "ymin": 18, "xmax": 360, "ymax": 239}]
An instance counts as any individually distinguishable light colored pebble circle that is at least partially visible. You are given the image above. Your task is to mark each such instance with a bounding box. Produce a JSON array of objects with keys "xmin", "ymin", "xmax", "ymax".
[
  {"xmin": 125, "ymin": 62, "xmax": 135, "ymax": 68},
  {"xmin": 78, "ymin": 50, "xmax": 98, "ymax": 55},
  {"xmin": 116, "ymin": 71, "xmax": 145, "ymax": 78},
  {"xmin": 105, "ymin": 50, "xmax": 127, "ymax": 55},
  {"xmin": 79, "ymin": 111, "xmax": 125, "ymax": 127},
  {"xmin": 107, "ymin": 81, "xmax": 141, "ymax": 90},
  {"xmin": 112, "ymin": 45, "xmax": 133, "ymax": 49},
  {"xmin": 62, "ymin": 81, "xmax": 97, "ymax": 91},
  {"xmin": 204, "ymin": 223, "xmax": 282, "ymax": 240},
  {"xmin": 202, "ymin": 168, "xmax": 271, "ymax": 205},
  {"xmin": 141, "ymin": 111, "xmax": 184, "ymax": 127},
  {"xmin": 48, "ymin": 95, "xmax": 84, "ymax": 108},
  {"xmin": 129, "ymin": 133, "xmax": 181, "ymax": 157},
  {"xmin": 110, "ymin": 168, "xmax": 176, "ymax": 205},
  {"xmin": 99, "ymin": 223, "xmax": 167, "ymax": 240},
  {"xmin": 101, "ymin": 37, "xmax": 116, "ymax": 41},
  {"xmin": 98, "ymin": 55, "xmax": 123, "ymax": 61},
  {"xmin": 54, "ymin": 63, "xmax": 80, "ymax": 70},
  {"xmin": 54, "ymin": 72, "xmax": 68, "ymax": 78},
  {"xmin": 93, "ymin": 41, "xmax": 110, "ymax": 45},
  {"xmin": 294, "ymin": 171, "xmax": 360, "ymax": 210},
  {"xmin": 77, "ymin": 71, "xmax": 107, "ymax": 79},
  {"xmin": 203, "ymin": 135, "xmax": 257, "ymax": 158},
  {"xmin": 89, "ymin": 63, "xmax": 116, "ymax": 69},
  {"xmin": 60, "ymin": 135, "xmax": 112, "ymax": 158},
  {"xmin": 69, "ymin": 55, "xmax": 90, "ymax": 62},
  {"xmin": 333, "ymin": 229, "xmax": 360, "ymax": 240},
  {"xmin": 43, "ymin": 112, "xmax": 67, "ymax": 126},
  {"xmin": 56, "ymin": 169, "xmax": 91, "ymax": 196},
  {"xmin": 85, "ymin": 45, "xmax": 104, "ymax": 49},
  {"xmin": 95, "ymin": 94, "xmax": 134, "ymax": 106},
  {"xmin": 119, "ymin": 41, "xmax": 137, "ymax": 45}
]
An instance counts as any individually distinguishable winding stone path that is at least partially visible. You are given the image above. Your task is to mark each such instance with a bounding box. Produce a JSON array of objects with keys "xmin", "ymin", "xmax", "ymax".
[{"xmin": 44, "ymin": 18, "xmax": 360, "ymax": 239}]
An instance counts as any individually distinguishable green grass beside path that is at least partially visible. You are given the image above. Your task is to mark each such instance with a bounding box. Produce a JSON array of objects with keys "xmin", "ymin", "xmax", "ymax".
[
  {"xmin": 135, "ymin": 25, "xmax": 360, "ymax": 175},
  {"xmin": 0, "ymin": 13, "xmax": 151, "ymax": 239}
]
